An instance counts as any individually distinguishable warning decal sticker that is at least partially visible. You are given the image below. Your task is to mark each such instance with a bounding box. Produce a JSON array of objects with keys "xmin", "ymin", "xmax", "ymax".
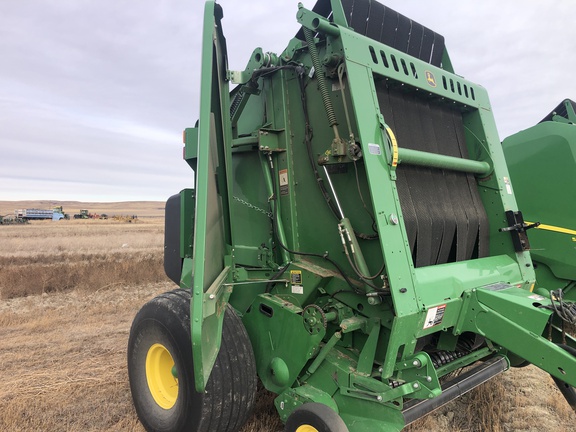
[
  {"xmin": 423, "ymin": 304, "xmax": 446, "ymax": 329},
  {"xmin": 290, "ymin": 270, "xmax": 303, "ymax": 294},
  {"xmin": 279, "ymin": 169, "xmax": 289, "ymax": 196}
]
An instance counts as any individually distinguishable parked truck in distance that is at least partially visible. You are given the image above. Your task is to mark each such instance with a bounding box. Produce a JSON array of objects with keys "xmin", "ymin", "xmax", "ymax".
[{"xmin": 15, "ymin": 207, "xmax": 67, "ymax": 221}]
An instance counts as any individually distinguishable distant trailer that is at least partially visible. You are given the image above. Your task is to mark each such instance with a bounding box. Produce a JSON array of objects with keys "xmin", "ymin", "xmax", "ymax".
[{"xmin": 15, "ymin": 209, "xmax": 65, "ymax": 221}]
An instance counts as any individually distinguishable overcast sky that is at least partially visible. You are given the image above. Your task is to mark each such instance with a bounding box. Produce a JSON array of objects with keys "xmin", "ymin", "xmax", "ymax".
[{"xmin": 1, "ymin": 0, "xmax": 574, "ymax": 202}]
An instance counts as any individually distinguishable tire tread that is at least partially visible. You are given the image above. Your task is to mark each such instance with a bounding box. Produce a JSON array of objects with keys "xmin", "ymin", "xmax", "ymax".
[{"xmin": 128, "ymin": 288, "xmax": 256, "ymax": 432}]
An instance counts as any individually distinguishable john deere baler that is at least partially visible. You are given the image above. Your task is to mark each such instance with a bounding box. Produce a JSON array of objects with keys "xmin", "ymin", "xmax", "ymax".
[
  {"xmin": 503, "ymin": 99, "xmax": 576, "ymax": 301},
  {"xmin": 128, "ymin": 1, "xmax": 576, "ymax": 431}
]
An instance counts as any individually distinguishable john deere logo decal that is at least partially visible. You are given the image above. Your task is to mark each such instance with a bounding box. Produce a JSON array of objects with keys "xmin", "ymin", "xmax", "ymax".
[{"xmin": 425, "ymin": 71, "xmax": 437, "ymax": 87}]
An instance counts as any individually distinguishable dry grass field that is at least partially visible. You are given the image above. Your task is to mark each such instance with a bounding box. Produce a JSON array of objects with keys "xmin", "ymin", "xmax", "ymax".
[{"xmin": 0, "ymin": 201, "xmax": 574, "ymax": 431}]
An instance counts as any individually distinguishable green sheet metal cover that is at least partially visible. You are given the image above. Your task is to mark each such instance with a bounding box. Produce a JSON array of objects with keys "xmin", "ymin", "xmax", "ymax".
[{"xmin": 190, "ymin": 0, "xmax": 234, "ymax": 392}]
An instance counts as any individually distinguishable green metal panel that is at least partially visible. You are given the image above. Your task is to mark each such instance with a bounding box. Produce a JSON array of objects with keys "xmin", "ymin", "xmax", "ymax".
[
  {"xmin": 243, "ymin": 294, "xmax": 326, "ymax": 394},
  {"xmin": 503, "ymin": 121, "xmax": 576, "ymax": 294},
  {"xmin": 180, "ymin": 188, "xmax": 195, "ymax": 259},
  {"xmin": 183, "ymin": 127, "xmax": 198, "ymax": 169},
  {"xmin": 188, "ymin": 1, "xmax": 234, "ymax": 392}
]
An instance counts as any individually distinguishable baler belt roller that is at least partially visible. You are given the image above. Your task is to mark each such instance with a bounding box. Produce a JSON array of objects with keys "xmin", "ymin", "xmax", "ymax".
[{"xmin": 395, "ymin": 147, "xmax": 490, "ymax": 175}]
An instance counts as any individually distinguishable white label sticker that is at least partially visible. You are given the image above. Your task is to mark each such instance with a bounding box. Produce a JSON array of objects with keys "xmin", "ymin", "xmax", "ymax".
[
  {"xmin": 308, "ymin": 66, "xmax": 315, "ymax": 78},
  {"xmin": 332, "ymin": 82, "xmax": 345, "ymax": 91},
  {"xmin": 279, "ymin": 169, "xmax": 288, "ymax": 186},
  {"xmin": 368, "ymin": 143, "xmax": 381, "ymax": 155},
  {"xmin": 503, "ymin": 177, "xmax": 512, "ymax": 195},
  {"xmin": 291, "ymin": 285, "xmax": 304, "ymax": 294}
]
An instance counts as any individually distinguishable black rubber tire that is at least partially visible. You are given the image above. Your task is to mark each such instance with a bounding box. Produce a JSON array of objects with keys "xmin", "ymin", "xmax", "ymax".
[
  {"xmin": 285, "ymin": 403, "xmax": 349, "ymax": 432},
  {"xmin": 128, "ymin": 289, "xmax": 257, "ymax": 432},
  {"xmin": 551, "ymin": 343, "xmax": 576, "ymax": 412}
]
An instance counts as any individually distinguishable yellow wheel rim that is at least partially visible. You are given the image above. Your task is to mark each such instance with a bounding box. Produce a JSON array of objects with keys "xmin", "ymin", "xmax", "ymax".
[
  {"xmin": 295, "ymin": 426, "xmax": 319, "ymax": 432},
  {"xmin": 145, "ymin": 343, "xmax": 178, "ymax": 409}
]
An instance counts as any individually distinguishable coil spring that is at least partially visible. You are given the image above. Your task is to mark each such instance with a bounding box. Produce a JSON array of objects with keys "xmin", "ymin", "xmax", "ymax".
[
  {"xmin": 230, "ymin": 91, "xmax": 244, "ymax": 119},
  {"xmin": 387, "ymin": 338, "xmax": 478, "ymax": 388},
  {"xmin": 429, "ymin": 338, "xmax": 476, "ymax": 369},
  {"xmin": 303, "ymin": 27, "xmax": 338, "ymax": 127}
]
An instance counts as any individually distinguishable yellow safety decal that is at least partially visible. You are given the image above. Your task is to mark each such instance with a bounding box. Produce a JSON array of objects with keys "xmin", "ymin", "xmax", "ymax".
[
  {"xmin": 385, "ymin": 126, "xmax": 398, "ymax": 167},
  {"xmin": 290, "ymin": 270, "xmax": 303, "ymax": 294},
  {"xmin": 526, "ymin": 221, "xmax": 576, "ymax": 237}
]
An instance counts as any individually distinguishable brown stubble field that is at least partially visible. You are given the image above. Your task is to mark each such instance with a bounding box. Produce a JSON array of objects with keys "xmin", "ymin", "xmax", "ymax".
[{"xmin": 0, "ymin": 202, "xmax": 575, "ymax": 431}]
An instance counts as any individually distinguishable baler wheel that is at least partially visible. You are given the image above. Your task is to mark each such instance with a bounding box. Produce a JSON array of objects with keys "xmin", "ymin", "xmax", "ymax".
[
  {"xmin": 285, "ymin": 403, "xmax": 349, "ymax": 432},
  {"xmin": 128, "ymin": 289, "xmax": 257, "ymax": 432},
  {"xmin": 551, "ymin": 343, "xmax": 576, "ymax": 413}
]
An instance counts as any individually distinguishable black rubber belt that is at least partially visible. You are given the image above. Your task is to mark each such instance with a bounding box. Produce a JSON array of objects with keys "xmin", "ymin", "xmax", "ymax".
[
  {"xmin": 300, "ymin": 0, "xmax": 446, "ymax": 67},
  {"xmin": 376, "ymin": 86, "xmax": 489, "ymax": 267}
]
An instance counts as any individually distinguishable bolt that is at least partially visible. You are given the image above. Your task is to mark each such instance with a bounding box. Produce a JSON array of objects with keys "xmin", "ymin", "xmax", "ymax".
[
  {"xmin": 426, "ymin": 376, "xmax": 432, "ymax": 382},
  {"xmin": 413, "ymin": 383, "xmax": 419, "ymax": 389},
  {"xmin": 378, "ymin": 367, "xmax": 383, "ymax": 373},
  {"xmin": 209, "ymin": 294, "xmax": 215, "ymax": 300},
  {"xmin": 376, "ymin": 395, "xmax": 383, "ymax": 402},
  {"xmin": 280, "ymin": 401, "xmax": 285, "ymax": 410},
  {"xmin": 412, "ymin": 359, "xmax": 421, "ymax": 368},
  {"xmin": 390, "ymin": 214, "xmax": 399, "ymax": 225}
]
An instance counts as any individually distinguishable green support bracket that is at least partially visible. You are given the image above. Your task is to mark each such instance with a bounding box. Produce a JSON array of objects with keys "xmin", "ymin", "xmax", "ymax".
[
  {"xmin": 228, "ymin": 47, "xmax": 274, "ymax": 84},
  {"xmin": 296, "ymin": 6, "xmax": 341, "ymax": 38},
  {"xmin": 357, "ymin": 320, "xmax": 381, "ymax": 375},
  {"xmin": 394, "ymin": 353, "xmax": 441, "ymax": 400},
  {"xmin": 457, "ymin": 286, "xmax": 576, "ymax": 387},
  {"xmin": 183, "ymin": 127, "xmax": 198, "ymax": 168}
]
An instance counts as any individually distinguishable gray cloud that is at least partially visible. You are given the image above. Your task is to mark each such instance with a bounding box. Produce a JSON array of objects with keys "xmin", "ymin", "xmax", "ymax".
[{"xmin": 1, "ymin": 0, "xmax": 574, "ymax": 201}]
